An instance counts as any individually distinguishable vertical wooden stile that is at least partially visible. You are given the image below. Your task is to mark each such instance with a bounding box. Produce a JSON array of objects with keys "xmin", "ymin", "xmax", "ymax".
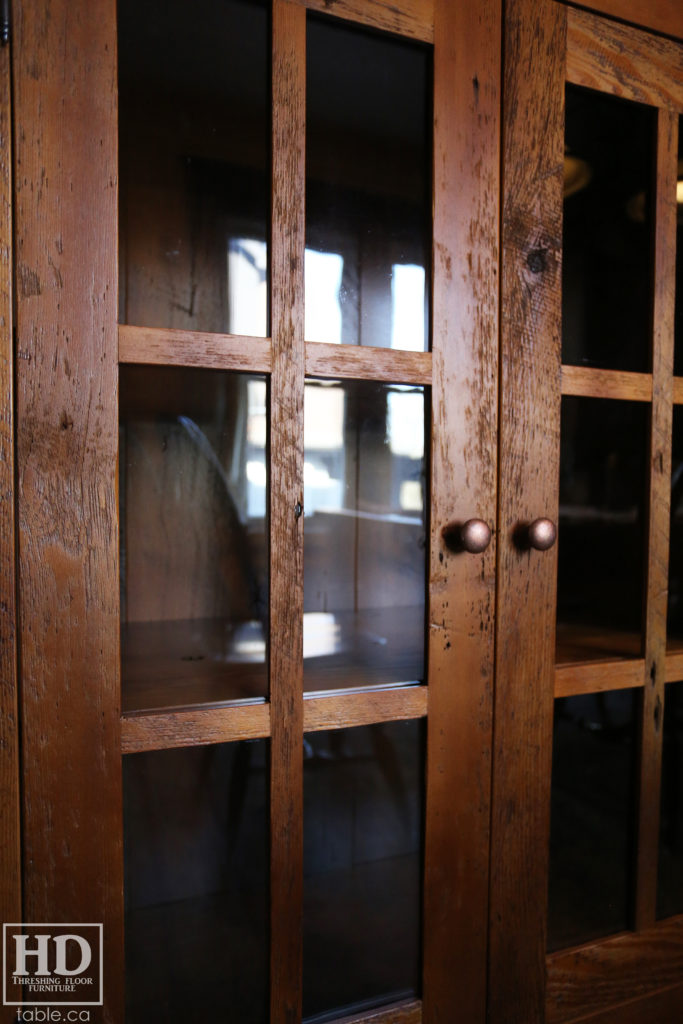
[
  {"xmin": 13, "ymin": 0, "xmax": 124, "ymax": 1019},
  {"xmin": 270, "ymin": 2, "xmax": 306, "ymax": 1020},
  {"xmin": 422, "ymin": 0, "xmax": 500, "ymax": 1020},
  {"xmin": 0, "ymin": 30, "xmax": 20, "ymax": 1024},
  {"xmin": 635, "ymin": 108, "xmax": 679, "ymax": 931},
  {"xmin": 489, "ymin": 0, "xmax": 565, "ymax": 1021}
]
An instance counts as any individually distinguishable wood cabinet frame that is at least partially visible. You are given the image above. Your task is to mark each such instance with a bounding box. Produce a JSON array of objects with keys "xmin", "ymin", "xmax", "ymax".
[{"xmin": 2, "ymin": 0, "xmax": 682, "ymax": 1022}]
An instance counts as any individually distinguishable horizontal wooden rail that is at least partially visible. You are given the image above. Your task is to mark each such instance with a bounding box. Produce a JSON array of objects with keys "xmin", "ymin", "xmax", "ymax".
[
  {"xmin": 119, "ymin": 324, "xmax": 272, "ymax": 373},
  {"xmin": 567, "ymin": 6, "xmax": 683, "ymax": 113},
  {"xmin": 555, "ymin": 658, "xmax": 645, "ymax": 697},
  {"xmin": 561, "ymin": 365, "xmax": 652, "ymax": 402},
  {"xmin": 306, "ymin": 341, "xmax": 433, "ymax": 386},
  {"xmin": 673, "ymin": 378, "xmax": 683, "ymax": 404},
  {"xmin": 303, "ymin": 684, "xmax": 428, "ymax": 732},
  {"xmin": 546, "ymin": 916, "xmax": 683, "ymax": 1023},
  {"xmin": 295, "ymin": 0, "xmax": 433, "ymax": 43},
  {"xmin": 327, "ymin": 999, "xmax": 422, "ymax": 1024}
]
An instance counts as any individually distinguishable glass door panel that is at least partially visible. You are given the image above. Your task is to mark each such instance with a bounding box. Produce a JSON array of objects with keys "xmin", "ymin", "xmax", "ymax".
[
  {"xmin": 305, "ymin": 14, "xmax": 431, "ymax": 351},
  {"xmin": 303, "ymin": 379, "xmax": 426, "ymax": 694},
  {"xmin": 119, "ymin": 365, "xmax": 268, "ymax": 712},
  {"xmin": 118, "ymin": 0, "xmax": 269, "ymax": 335}
]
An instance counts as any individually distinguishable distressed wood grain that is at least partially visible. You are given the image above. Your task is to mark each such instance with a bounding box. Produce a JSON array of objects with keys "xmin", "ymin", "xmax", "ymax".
[
  {"xmin": 305, "ymin": 341, "xmax": 432, "ymax": 386},
  {"xmin": 13, "ymin": 0, "xmax": 123, "ymax": 1020},
  {"xmin": 296, "ymin": 0, "xmax": 433, "ymax": 42},
  {"xmin": 561, "ymin": 365, "xmax": 652, "ymax": 401},
  {"xmin": 118, "ymin": 324, "xmax": 272, "ymax": 372},
  {"xmin": 270, "ymin": 3, "xmax": 306, "ymax": 1021},
  {"xmin": 489, "ymin": 1, "xmax": 566, "ymax": 1021},
  {"xmin": 567, "ymin": 0, "xmax": 683, "ymax": 41},
  {"xmin": 422, "ymin": 1, "xmax": 500, "ymax": 1020},
  {"xmin": 121, "ymin": 703, "xmax": 271, "ymax": 753}
]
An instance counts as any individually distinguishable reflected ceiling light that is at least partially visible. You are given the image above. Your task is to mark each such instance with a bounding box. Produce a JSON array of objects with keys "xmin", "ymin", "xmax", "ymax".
[{"xmin": 563, "ymin": 154, "xmax": 592, "ymax": 198}]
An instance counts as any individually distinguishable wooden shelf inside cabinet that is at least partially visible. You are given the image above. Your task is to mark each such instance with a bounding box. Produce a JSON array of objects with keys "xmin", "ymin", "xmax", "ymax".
[{"xmin": 122, "ymin": 606, "xmax": 425, "ymax": 716}]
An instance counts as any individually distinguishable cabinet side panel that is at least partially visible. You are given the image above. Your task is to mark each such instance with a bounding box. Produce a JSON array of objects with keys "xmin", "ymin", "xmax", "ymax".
[
  {"xmin": 0, "ymin": 35, "xmax": 20, "ymax": 1024},
  {"xmin": 13, "ymin": 1, "xmax": 123, "ymax": 1020},
  {"xmin": 489, "ymin": 0, "xmax": 566, "ymax": 1020}
]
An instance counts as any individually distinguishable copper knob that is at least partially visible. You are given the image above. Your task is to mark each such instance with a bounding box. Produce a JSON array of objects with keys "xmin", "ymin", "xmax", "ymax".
[
  {"xmin": 459, "ymin": 519, "xmax": 492, "ymax": 554},
  {"xmin": 528, "ymin": 517, "xmax": 556, "ymax": 551}
]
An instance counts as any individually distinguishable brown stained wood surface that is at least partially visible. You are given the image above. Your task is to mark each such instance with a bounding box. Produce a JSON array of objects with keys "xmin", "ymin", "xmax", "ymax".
[
  {"xmin": 546, "ymin": 917, "xmax": 683, "ymax": 1023},
  {"xmin": 328, "ymin": 1000, "xmax": 422, "ymax": 1024},
  {"xmin": 490, "ymin": 1, "xmax": 565, "ymax": 1022},
  {"xmin": 296, "ymin": 0, "xmax": 433, "ymax": 42},
  {"xmin": 270, "ymin": 4, "xmax": 306, "ymax": 1021},
  {"xmin": 635, "ymin": 108, "xmax": 678, "ymax": 931},
  {"xmin": 553, "ymin": 981, "xmax": 683, "ymax": 1024},
  {"xmin": 567, "ymin": 0, "xmax": 683, "ymax": 41},
  {"xmin": 674, "ymin": 378, "xmax": 683, "ymax": 404},
  {"xmin": 121, "ymin": 703, "xmax": 271, "ymax": 753},
  {"xmin": 0, "ymin": 40, "xmax": 20, "ymax": 1024},
  {"xmin": 305, "ymin": 341, "xmax": 432, "ymax": 386},
  {"xmin": 13, "ymin": 1, "xmax": 123, "ymax": 1020},
  {"xmin": 665, "ymin": 648, "xmax": 683, "ymax": 681},
  {"xmin": 560, "ymin": 365, "xmax": 652, "ymax": 401},
  {"xmin": 567, "ymin": 7, "xmax": 683, "ymax": 112},
  {"xmin": 303, "ymin": 685, "xmax": 428, "ymax": 732},
  {"xmin": 555, "ymin": 660, "xmax": 645, "ymax": 697},
  {"xmin": 118, "ymin": 324, "xmax": 272, "ymax": 372},
  {"xmin": 422, "ymin": 1, "xmax": 499, "ymax": 1020}
]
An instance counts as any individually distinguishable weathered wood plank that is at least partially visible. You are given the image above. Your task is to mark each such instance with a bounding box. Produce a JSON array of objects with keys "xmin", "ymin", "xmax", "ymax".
[
  {"xmin": 0, "ymin": 35, "xmax": 20, "ymax": 1024},
  {"xmin": 561, "ymin": 365, "xmax": 652, "ymax": 402},
  {"xmin": 295, "ymin": 0, "xmax": 433, "ymax": 42},
  {"xmin": 118, "ymin": 324, "xmax": 272, "ymax": 372},
  {"xmin": 303, "ymin": 686, "xmax": 428, "ymax": 732},
  {"xmin": 567, "ymin": 7, "xmax": 683, "ymax": 112},
  {"xmin": 305, "ymin": 341, "xmax": 432, "ymax": 386},
  {"xmin": 634, "ymin": 108, "xmax": 678, "ymax": 930},
  {"xmin": 13, "ymin": 0, "xmax": 123, "ymax": 1019},
  {"xmin": 489, "ymin": 1, "xmax": 566, "ymax": 1021},
  {"xmin": 270, "ymin": 3, "xmax": 306, "ymax": 1021},
  {"xmin": 121, "ymin": 703, "xmax": 271, "ymax": 753},
  {"xmin": 567, "ymin": 0, "xmax": 683, "ymax": 42},
  {"xmin": 422, "ymin": 1, "xmax": 500, "ymax": 1020}
]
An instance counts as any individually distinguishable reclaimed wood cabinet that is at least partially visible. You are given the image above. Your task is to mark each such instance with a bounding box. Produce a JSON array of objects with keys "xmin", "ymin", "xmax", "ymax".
[{"xmin": 1, "ymin": 0, "xmax": 682, "ymax": 1022}]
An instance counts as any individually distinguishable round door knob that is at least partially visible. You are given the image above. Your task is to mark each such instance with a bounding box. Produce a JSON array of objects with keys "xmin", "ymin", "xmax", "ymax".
[
  {"xmin": 459, "ymin": 518, "xmax": 492, "ymax": 554},
  {"xmin": 528, "ymin": 517, "xmax": 556, "ymax": 551}
]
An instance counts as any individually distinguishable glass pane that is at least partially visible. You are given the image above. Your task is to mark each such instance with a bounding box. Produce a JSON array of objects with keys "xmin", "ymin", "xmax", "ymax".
[
  {"xmin": 671, "ymin": 115, "xmax": 683, "ymax": 376},
  {"xmin": 305, "ymin": 15, "xmax": 431, "ymax": 350},
  {"xmin": 303, "ymin": 721, "xmax": 424, "ymax": 1019},
  {"xmin": 120, "ymin": 366, "xmax": 268, "ymax": 712},
  {"xmin": 548, "ymin": 690, "xmax": 637, "ymax": 951},
  {"xmin": 658, "ymin": 680, "xmax": 683, "ymax": 919},
  {"xmin": 124, "ymin": 741, "xmax": 268, "ymax": 1022},
  {"xmin": 556, "ymin": 397, "xmax": 648, "ymax": 664},
  {"xmin": 563, "ymin": 84, "xmax": 656, "ymax": 372},
  {"xmin": 303, "ymin": 380, "xmax": 426, "ymax": 693},
  {"xmin": 118, "ymin": 0, "xmax": 269, "ymax": 335}
]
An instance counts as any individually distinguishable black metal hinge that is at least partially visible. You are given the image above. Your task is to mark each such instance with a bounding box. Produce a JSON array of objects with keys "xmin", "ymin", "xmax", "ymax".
[{"xmin": 1, "ymin": 0, "xmax": 9, "ymax": 45}]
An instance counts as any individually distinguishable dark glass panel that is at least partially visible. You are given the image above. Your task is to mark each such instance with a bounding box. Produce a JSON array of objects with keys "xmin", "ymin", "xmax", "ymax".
[
  {"xmin": 124, "ymin": 741, "xmax": 268, "ymax": 1023},
  {"xmin": 118, "ymin": 0, "xmax": 268, "ymax": 335},
  {"xmin": 672, "ymin": 115, "xmax": 683, "ymax": 375},
  {"xmin": 303, "ymin": 721, "xmax": 424, "ymax": 1020},
  {"xmin": 548, "ymin": 690, "xmax": 637, "ymax": 951},
  {"xmin": 658, "ymin": 680, "xmax": 683, "ymax": 919},
  {"xmin": 556, "ymin": 397, "xmax": 648, "ymax": 663},
  {"xmin": 303, "ymin": 380, "xmax": 426, "ymax": 693},
  {"xmin": 305, "ymin": 15, "xmax": 431, "ymax": 350},
  {"xmin": 667, "ymin": 407, "xmax": 683, "ymax": 643},
  {"xmin": 563, "ymin": 84, "xmax": 655, "ymax": 372},
  {"xmin": 119, "ymin": 366, "xmax": 268, "ymax": 711}
]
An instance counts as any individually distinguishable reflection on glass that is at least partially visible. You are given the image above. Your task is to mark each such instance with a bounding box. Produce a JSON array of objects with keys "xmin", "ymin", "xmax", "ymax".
[
  {"xmin": 658, "ymin": 681, "xmax": 683, "ymax": 919},
  {"xmin": 556, "ymin": 397, "xmax": 648, "ymax": 663},
  {"xmin": 118, "ymin": 0, "xmax": 269, "ymax": 334},
  {"xmin": 119, "ymin": 366, "xmax": 268, "ymax": 712},
  {"xmin": 305, "ymin": 15, "xmax": 431, "ymax": 350},
  {"xmin": 548, "ymin": 690, "xmax": 637, "ymax": 951},
  {"xmin": 303, "ymin": 721, "xmax": 423, "ymax": 1019},
  {"xmin": 672, "ymin": 115, "xmax": 683, "ymax": 376},
  {"xmin": 563, "ymin": 84, "xmax": 655, "ymax": 371},
  {"xmin": 124, "ymin": 741, "xmax": 268, "ymax": 1023},
  {"xmin": 303, "ymin": 380, "xmax": 426, "ymax": 693}
]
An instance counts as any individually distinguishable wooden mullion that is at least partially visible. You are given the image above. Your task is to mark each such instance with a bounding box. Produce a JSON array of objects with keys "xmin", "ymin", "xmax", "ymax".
[
  {"xmin": 293, "ymin": 0, "xmax": 433, "ymax": 43},
  {"xmin": 634, "ymin": 108, "xmax": 678, "ymax": 931},
  {"xmin": 422, "ymin": 1, "xmax": 500, "ymax": 1020},
  {"xmin": 561, "ymin": 366, "xmax": 653, "ymax": 402},
  {"xmin": 118, "ymin": 323, "xmax": 272, "ymax": 373},
  {"xmin": 566, "ymin": 7, "xmax": 683, "ymax": 113},
  {"xmin": 305, "ymin": 341, "xmax": 432, "ymax": 386},
  {"xmin": 490, "ymin": 1, "xmax": 566, "ymax": 1021},
  {"xmin": 0, "ymin": 35, "xmax": 20, "ymax": 1024},
  {"xmin": 270, "ymin": 3, "xmax": 306, "ymax": 1022}
]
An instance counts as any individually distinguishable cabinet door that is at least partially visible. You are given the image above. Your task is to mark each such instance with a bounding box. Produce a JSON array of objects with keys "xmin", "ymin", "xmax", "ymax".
[
  {"xmin": 492, "ymin": 3, "xmax": 683, "ymax": 1021},
  {"xmin": 12, "ymin": 1, "xmax": 500, "ymax": 1022}
]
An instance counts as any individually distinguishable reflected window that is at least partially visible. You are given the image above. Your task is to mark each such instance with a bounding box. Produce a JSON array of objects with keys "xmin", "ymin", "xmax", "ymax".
[{"xmin": 228, "ymin": 239, "xmax": 268, "ymax": 336}]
